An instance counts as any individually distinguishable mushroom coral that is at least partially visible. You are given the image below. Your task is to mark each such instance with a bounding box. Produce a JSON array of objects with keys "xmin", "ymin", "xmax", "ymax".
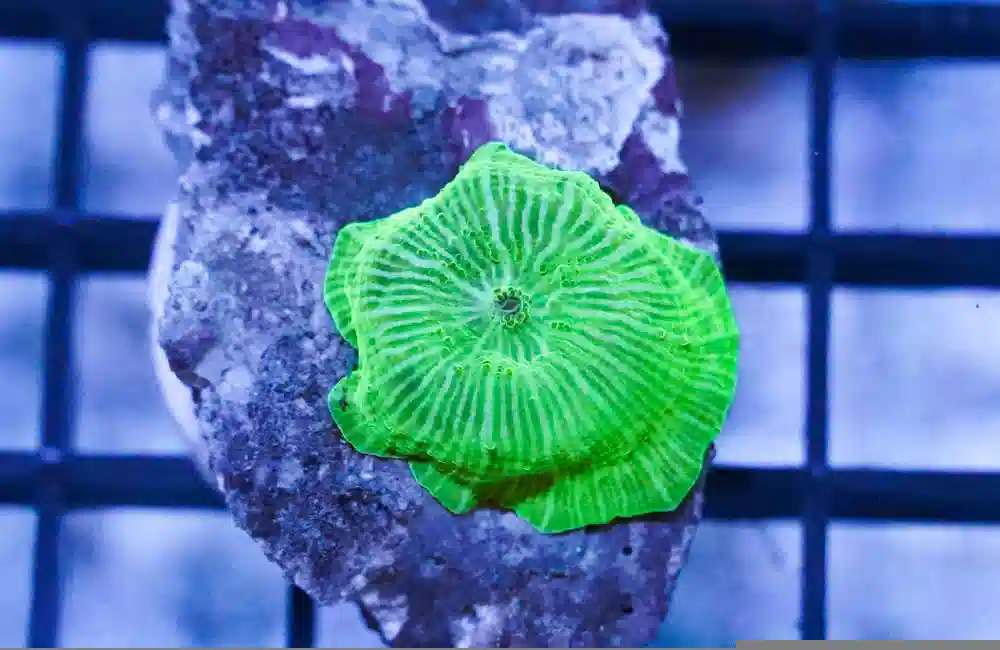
[{"xmin": 323, "ymin": 142, "xmax": 739, "ymax": 534}]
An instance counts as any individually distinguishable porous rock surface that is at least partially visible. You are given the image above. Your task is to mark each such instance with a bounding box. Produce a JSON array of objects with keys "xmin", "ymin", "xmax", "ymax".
[{"xmin": 150, "ymin": 0, "xmax": 721, "ymax": 646}]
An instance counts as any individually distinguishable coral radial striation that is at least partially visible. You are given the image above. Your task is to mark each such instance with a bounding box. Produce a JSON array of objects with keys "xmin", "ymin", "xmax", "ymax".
[{"xmin": 323, "ymin": 142, "xmax": 739, "ymax": 533}]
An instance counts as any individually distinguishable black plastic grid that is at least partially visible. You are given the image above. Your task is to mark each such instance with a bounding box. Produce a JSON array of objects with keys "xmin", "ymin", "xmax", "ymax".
[{"xmin": 1, "ymin": 0, "xmax": 1000, "ymax": 646}]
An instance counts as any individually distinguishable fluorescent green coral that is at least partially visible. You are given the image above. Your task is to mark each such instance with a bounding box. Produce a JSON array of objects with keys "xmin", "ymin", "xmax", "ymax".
[{"xmin": 323, "ymin": 141, "xmax": 740, "ymax": 534}]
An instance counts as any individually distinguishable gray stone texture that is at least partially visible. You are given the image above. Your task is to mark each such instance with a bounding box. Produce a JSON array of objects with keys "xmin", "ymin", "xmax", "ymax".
[{"xmin": 152, "ymin": 0, "xmax": 722, "ymax": 646}]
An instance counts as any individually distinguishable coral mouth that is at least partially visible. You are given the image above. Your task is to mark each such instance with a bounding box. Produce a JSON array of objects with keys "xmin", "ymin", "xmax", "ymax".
[
  {"xmin": 492, "ymin": 286, "xmax": 530, "ymax": 328},
  {"xmin": 497, "ymin": 296, "xmax": 521, "ymax": 314}
]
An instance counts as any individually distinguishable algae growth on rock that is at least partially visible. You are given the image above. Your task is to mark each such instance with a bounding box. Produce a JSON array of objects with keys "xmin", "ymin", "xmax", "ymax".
[{"xmin": 323, "ymin": 141, "xmax": 739, "ymax": 533}]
